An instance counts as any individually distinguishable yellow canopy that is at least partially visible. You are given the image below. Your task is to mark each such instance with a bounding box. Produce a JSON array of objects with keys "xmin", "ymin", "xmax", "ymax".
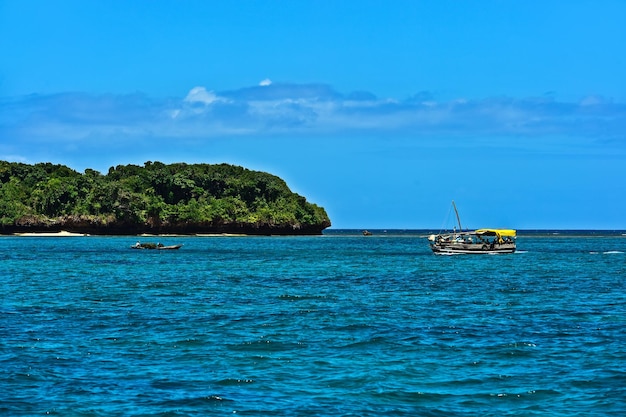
[{"xmin": 475, "ymin": 229, "xmax": 516, "ymax": 237}]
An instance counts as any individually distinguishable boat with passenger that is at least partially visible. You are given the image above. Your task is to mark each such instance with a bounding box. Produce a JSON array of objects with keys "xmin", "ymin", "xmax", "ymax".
[
  {"xmin": 131, "ymin": 242, "xmax": 183, "ymax": 250},
  {"xmin": 428, "ymin": 201, "xmax": 516, "ymax": 255}
]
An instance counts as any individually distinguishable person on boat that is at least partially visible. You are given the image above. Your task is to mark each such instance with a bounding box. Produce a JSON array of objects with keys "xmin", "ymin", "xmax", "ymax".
[{"xmin": 135, "ymin": 241, "xmax": 141, "ymax": 248}]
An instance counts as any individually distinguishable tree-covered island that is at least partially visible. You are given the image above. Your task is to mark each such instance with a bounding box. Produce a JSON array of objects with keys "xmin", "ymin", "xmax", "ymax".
[{"xmin": 0, "ymin": 161, "xmax": 331, "ymax": 235}]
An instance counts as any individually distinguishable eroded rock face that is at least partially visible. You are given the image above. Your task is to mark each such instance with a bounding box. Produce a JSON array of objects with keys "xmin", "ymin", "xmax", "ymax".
[{"xmin": 3, "ymin": 215, "xmax": 330, "ymax": 235}]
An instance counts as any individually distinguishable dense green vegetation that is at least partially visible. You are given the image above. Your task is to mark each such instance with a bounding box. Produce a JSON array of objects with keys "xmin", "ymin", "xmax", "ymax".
[{"xmin": 0, "ymin": 161, "xmax": 331, "ymax": 235}]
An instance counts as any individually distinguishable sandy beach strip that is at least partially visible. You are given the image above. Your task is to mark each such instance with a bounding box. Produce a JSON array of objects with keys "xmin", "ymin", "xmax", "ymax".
[{"xmin": 13, "ymin": 230, "xmax": 90, "ymax": 237}]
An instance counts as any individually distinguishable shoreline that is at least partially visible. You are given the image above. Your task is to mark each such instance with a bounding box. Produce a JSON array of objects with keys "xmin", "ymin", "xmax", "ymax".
[{"xmin": 6, "ymin": 229, "xmax": 625, "ymax": 238}]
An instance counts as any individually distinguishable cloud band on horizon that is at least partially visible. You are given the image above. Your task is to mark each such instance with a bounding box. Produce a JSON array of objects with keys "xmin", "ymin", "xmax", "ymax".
[{"xmin": 1, "ymin": 83, "xmax": 624, "ymax": 149}]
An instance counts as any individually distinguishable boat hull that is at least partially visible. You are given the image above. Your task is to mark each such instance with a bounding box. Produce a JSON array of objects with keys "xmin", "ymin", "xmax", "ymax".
[{"xmin": 430, "ymin": 243, "xmax": 515, "ymax": 255}]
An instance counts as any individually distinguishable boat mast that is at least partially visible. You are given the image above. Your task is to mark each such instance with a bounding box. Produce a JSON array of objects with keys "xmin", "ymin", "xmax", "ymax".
[{"xmin": 452, "ymin": 200, "xmax": 463, "ymax": 231}]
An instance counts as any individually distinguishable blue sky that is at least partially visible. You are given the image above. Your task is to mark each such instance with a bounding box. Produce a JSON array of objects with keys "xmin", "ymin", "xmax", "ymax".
[{"xmin": 1, "ymin": 0, "xmax": 625, "ymax": 229}]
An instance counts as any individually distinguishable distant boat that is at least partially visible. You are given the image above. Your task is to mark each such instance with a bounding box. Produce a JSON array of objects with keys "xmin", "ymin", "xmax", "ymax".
[
  {"xmin": 131, "ymin": 242, "xmax": 183, "ymax": 250},
  {"xmin": 428, "ymin": 201, "xmax": 516, "ymax": 255},
  {"xmin": 362, "ymin": 230, "xmax": 373, "ymax": 236}
]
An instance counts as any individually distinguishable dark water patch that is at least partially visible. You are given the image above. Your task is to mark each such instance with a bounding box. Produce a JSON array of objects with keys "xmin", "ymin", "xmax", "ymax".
[
  {"xmin": 337, "ymin": 335, "xmax": 389, "ymax": 349},
  {"xmin": 155, "ymin": 394, "xmax": 235, "ymax": 407}
]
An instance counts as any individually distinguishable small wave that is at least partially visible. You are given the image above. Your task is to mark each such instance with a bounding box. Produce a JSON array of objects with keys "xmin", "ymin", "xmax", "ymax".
[
  {"xmin": 504, "ymin": 341, "xmax": 537, "ymax": 348},
  {"xmin": 217, "ymin": 378, "xmax": 255, "ymax": 386},
  {"xmin": 489, "ymin": 389, "xmax": 562, "ymax": 399},
  {"xmin": 278, "ymin": 294, "xmax": 328, "ymax": 301},
  {"xmin": 226, "ymin": 339, "xmax": 305, "ymax": 352},
  {"xmin": 603, "ymin": 250, "xmax": 624, "ymax": 254}
]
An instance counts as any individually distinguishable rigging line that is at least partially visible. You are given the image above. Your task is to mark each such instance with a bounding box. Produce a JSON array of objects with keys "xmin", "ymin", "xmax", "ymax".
[{"xmin": 439, "ymin": 201, "xmax": 453, "ymax": 234}]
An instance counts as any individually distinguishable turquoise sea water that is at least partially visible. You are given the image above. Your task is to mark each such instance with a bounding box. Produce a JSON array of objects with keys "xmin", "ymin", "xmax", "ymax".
[{"xmin": 1, "ymin": 231, "xmax": 625, "ymax": 416}]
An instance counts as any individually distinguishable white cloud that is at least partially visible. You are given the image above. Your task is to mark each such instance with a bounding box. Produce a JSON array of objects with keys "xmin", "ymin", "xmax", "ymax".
[
  {"xmin": 259, "ymin": 78, "xmax": 272, "ymax": 86},
  {"xmin": 183, "ymin": 87, "xmax": 222, "ymax": 104},
  {"xmin": 579, "ymin": 95, "xmax": 607, "ymax": 106}
]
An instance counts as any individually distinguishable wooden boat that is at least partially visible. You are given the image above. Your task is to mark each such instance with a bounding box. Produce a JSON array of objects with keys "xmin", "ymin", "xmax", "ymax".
[
  {"xmin": 428, "ymin": 201, "xmax": 516, "ymax": 255},
  {"xmin": 131, "ymin": 242, "xmax": 183, "ymax": 250}
]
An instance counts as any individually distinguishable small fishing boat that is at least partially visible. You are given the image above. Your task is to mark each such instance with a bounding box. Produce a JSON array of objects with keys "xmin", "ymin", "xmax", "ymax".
[
  {"xmin": 428, "ymin": 201, "xmax": 516, "ymax": 255},
  {"xmin": 131, "ymin": 242, "xmax": 183, "ymax": 250}
]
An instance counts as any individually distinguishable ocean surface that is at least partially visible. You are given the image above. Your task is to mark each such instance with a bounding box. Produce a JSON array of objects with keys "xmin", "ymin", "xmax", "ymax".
[{"xmin": 1, "ymin": 230, "xmax": 625, "ymax": 416}]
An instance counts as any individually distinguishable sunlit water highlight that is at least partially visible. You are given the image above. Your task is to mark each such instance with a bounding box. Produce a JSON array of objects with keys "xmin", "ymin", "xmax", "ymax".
[{"xmin": 1, "ymin": 232, "xmax": 625, "ymax": 416}]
